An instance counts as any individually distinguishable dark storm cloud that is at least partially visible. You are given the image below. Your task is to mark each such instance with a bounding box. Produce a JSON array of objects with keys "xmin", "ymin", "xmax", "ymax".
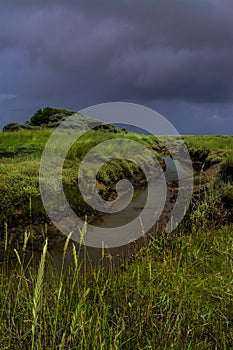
[{"xmin": 0, "ymin": 0, "xmax": 232, "ymax": 133}]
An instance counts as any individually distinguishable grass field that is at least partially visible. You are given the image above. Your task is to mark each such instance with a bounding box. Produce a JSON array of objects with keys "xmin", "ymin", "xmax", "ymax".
[
  {"xmin": 0, "ymin": 131, "xmax": 232, "ymax": 223},
  {"xmin": 0, "ymin": 129, "xmax": 232, "ymax": 349},
  {"xmin": 184, "ymin": 135, "xmax": 233, "ymax": 150},
  {"xmin": 0, "ymin": 129, "xmax": 165, "ymax": 223}
]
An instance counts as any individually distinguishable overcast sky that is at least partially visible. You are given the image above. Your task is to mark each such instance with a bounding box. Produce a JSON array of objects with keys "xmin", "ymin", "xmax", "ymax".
[{"xmin": 0, "ymin": 0, "xmax": 233, "ymax": 134}]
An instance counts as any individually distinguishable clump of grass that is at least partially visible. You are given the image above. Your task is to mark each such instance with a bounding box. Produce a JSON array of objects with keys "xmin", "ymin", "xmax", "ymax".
[
  {"xmin": 183, "ymin": 178, "xmax": 232, "ymax": 233},
  {"xmin": 0, "ymin": 161, "xmax": 40, "ymax": 221},
  {"xmin": 220, "ymin": 154, "xmax": 233, "ymax": 182},
  {"xmin": 0, "ymin": 129, "xmax": 52, "ymax": 159}
]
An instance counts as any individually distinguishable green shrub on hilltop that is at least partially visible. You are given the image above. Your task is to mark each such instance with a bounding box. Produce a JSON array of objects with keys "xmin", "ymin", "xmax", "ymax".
[
  {"xmin": 29, "ymin": 106, "xmax": 75, "ymax": 126},
  {"xmin": 2, "ymin": 122, "xmax": 22, "ymax": 132},
  {"xmin": 2, "ymin": 106, "xmax": 76, "ymax": 132}
]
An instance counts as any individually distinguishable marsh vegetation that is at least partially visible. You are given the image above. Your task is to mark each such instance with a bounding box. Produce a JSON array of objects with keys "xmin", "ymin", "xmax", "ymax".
[{"xmin": 0, "ymin": 121, "xmax": 232, "ymax": 349}]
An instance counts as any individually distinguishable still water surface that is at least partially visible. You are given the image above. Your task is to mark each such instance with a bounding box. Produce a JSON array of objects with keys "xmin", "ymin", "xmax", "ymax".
[{"xmin": 47, "ymin": 157, "xmax": 191, "ymax": 271}]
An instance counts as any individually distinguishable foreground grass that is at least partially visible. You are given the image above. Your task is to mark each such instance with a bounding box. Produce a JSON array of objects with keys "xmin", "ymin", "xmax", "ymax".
[{"xmin": 0, "ymin": 224, "xmax": 232, "ymax": 349}]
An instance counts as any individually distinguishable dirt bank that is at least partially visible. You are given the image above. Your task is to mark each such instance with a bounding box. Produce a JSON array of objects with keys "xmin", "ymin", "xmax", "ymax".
[{"xmin": 0, "ymin": 161, "xmax": 223, "ymax": 263}]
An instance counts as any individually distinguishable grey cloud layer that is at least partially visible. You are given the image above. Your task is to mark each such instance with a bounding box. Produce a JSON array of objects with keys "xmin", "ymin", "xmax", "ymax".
[{"xmin": 0, "ymin": 0, "xmax": 232, "ymax": 132}]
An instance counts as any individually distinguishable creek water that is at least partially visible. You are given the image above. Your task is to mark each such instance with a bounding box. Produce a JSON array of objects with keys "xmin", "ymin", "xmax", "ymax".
[
  {"xmin": 46, "ymin": 157, "xmax": 192, "ymax": 271},
  {"xmin": 1, "ymin": 157, "xmax": 192, "ymax": 273}
]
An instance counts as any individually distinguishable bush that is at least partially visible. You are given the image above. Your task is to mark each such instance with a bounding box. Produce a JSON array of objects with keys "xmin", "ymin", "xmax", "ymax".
[
  {"xmin": 29, "ymin": 107, "xmax": 75, "ymax": 126},
  {"xmin": 88, "ymin": 122, "xmax": 119, "ymax": 133},
  {"xmin": 2, "ymin": 122, "xmax": 22, "ymax": 132}
]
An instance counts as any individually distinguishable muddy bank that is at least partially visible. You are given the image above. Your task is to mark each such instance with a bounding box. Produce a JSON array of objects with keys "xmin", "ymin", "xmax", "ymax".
[
  {"xmin": 0, "ymin": 162, "xmax": 164, "ymax": 261},
  {"xmin": 0, "ymin": 160, "xmax": 225, "ymax": 266}
]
